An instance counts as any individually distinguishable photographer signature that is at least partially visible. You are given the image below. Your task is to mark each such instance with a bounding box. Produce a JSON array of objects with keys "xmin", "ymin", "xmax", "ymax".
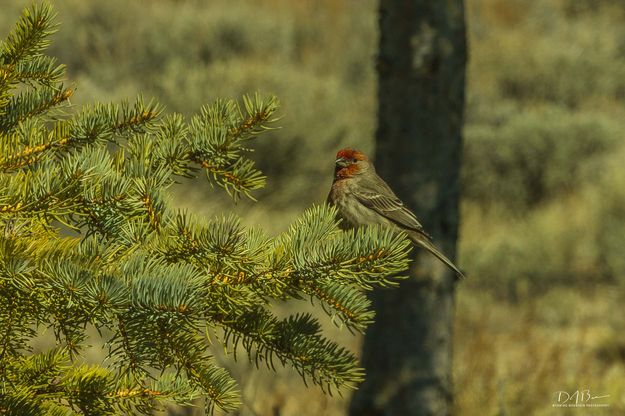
[{"xmin": 553, "ymin": 389, "xmax": 610, "ymax": 408}]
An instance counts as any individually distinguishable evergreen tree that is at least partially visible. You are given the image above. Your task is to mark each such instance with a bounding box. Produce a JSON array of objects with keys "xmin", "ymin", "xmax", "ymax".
[{"xmin": 0, "ymin": 4, "xmax": 410, "ymax": 415}]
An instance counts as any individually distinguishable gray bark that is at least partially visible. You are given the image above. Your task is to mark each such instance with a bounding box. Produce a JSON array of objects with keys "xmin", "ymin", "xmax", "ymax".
[{"xmin": 349, "ymin": 1, "xmax": 467, "ymax": 415}]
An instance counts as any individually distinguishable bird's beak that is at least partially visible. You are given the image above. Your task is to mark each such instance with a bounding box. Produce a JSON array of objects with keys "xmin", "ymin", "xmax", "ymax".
[{"xmin": 335, "ymin": 158, "xmax": 349, "ymax": 168}]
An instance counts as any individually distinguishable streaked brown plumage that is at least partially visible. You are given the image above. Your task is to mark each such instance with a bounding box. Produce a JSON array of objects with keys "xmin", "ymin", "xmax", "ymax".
[{"xmin": 327, "ymin": 147, "xmax": 465, "ymax": 279}]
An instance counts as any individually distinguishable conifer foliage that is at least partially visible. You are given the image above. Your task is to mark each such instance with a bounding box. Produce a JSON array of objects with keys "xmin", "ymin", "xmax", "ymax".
[{"xmin": 0, "ymin": 4, "xmax": 410, "ymax": 415}]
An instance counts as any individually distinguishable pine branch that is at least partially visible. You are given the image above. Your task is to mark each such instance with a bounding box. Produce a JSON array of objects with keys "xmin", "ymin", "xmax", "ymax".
[
  {"xmin": 0, "ymin": 236, "xmax": 42, "ymax": 367},
  {"xmin": 0, "ymin": 85, "xmax": 73, "ymax": 132},
  {"xmin": 0, "ymin": 2, "xmax": 57, "ymax": 66},
  {"xmin": 210, "ymin": 304, "xmax": 363, "ymax": 392},
  {"xmin": 302, "ymin": 279, "xmax": 375, "ymax": 333},
  {"xmin": 69, "ymin": 97, "xmax": 163, "ymax": 145},
  {"xmin": 188, "ymin": 94, "xmax": 279, "ymax": 200},
  {"xmin": 14, "ymin": 55, "xmax": 65, "ymax": 87},
  {"xmin": 232, "ymin": 93, "xmax": 280, "ymax": 139},
  {"xmin": 182, "ymin": 359, "xmax": 240, "ymax": 412},
  {"xmin": 0, "ymin": 120, "xmax": 71, "ymax": 172}
]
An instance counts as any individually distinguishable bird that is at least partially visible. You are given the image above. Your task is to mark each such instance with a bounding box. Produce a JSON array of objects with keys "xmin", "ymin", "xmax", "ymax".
[{"xmin": 327, "ymin": 147, "xmax": 465, "ymax": 279}]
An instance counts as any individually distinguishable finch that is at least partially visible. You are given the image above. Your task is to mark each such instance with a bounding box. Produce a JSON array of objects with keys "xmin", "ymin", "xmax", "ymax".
[{"xmin": 327, "ymin": 147, "xmax": 465, "ymax": 279}]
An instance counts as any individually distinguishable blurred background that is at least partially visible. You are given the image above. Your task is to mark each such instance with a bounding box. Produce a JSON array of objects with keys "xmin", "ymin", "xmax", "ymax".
[{"xmin": 2, "ymin": 0, "xmax": 625, "ymax": 414}]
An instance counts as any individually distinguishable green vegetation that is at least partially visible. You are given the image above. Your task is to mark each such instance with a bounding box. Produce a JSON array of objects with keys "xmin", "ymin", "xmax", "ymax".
[
  {"xmin": 0, "ymin": 4, "xmax": 410, "ymax": 415},
  {"xmin": 1, "ymin": 0, "xmax": 623, "ymax": 414}
]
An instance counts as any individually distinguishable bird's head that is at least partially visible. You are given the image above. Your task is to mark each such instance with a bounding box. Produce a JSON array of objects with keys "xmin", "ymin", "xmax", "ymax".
[{"xmin": 334, "ymin": 148, "xmax": 372, "ymax": 179}]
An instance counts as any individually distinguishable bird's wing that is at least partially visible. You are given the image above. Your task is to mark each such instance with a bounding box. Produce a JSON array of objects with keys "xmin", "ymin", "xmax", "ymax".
[{"xmin": 353, "ymin": 175, "xmax": 431, "ymax": 239}]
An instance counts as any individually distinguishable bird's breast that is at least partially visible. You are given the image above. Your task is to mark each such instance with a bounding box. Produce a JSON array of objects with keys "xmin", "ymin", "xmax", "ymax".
[{"xmin": 329, "ymin": 181, "xmax": 391, "ymax": 229}]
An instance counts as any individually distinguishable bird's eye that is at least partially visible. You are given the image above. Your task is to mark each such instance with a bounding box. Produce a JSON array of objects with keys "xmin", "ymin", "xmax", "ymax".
[{"xmin": 351, "ymin": 158, "xmax": 358, "ymax": 163}]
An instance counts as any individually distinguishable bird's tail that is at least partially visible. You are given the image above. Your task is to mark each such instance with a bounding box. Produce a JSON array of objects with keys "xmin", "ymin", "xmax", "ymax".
[{"xmin": 409, "ymin": 232, "xmax": 466, "ymax": 280}]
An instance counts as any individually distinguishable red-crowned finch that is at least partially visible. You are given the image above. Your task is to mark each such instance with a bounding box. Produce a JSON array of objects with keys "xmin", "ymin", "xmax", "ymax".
[{"xmin": 327, "ymin": 147, "xmax": 465, "ymax": 279}]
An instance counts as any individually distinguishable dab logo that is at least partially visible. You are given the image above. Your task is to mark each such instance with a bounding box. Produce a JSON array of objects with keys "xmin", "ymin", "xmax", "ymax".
[{"xmin": 552, "ymin": 389, "xmax": 610, "ymax": 408}]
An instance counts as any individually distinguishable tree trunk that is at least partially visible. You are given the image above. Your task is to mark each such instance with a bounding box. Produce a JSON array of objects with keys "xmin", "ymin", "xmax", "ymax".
[{"xmin": 349, "ymin": 1, "xmax": 467, "ymax": 416}]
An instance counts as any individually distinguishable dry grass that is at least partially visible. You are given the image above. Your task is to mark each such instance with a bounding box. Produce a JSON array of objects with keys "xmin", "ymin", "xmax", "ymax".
[{"xmin": 454, "ymin": 286, "xmax": 625, "ymax": 415}]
